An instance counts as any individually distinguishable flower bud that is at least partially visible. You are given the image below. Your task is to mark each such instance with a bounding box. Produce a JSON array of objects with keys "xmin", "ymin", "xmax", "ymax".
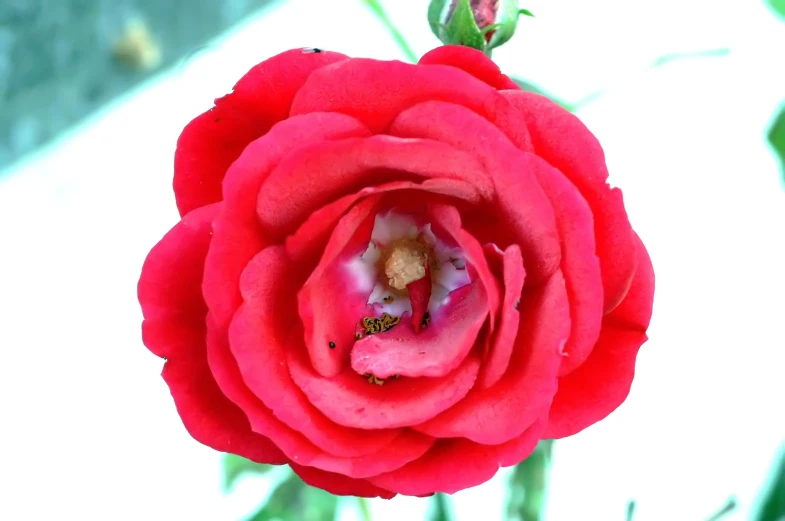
[{"xmin": 428, "ymin": 0, "xmax": 531, "ymax": 54}]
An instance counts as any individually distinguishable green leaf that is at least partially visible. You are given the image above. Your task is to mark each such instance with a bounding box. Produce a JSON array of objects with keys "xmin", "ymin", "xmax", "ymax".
[
  {"xmin": 245, "ymin": 472, "xmax": 338, "ymax": 521},
  {"xmin": 768, "ymin": 103, "xmax": 785, "ymax": 179},
  {"xmin": 430, "ymin": 493, "xmax": 453, "ymax": 521},
  {"xmin": 768, "ymin": 0, "xmax": 785, "ymax": 19},
  {"xmin": 757, "ymin": 451, "xmax": 785, "ymax": 521},
  {"xmin": 506, "ymin": 440, "xmax": 553, "ymax": 521},
  {"xmin": 519, "ymin": 9, "xmax": 535, "ymax": 17},
  {"xmin": 222, "ymin": 454, "xmax": 274, "ymax": 492}
]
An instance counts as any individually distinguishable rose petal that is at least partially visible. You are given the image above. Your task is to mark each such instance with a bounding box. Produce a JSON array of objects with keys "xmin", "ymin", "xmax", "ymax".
[
  {"xmin": 290, "ymin": 58, "xmax": 532, "ymax": 151},
  {"xmin": 419, "ymin": 45, "xmax": 519, "ymax": 90},
  {"xmin": 389, "ymin": 100, "xmax": 561, "ymax": 283},
  {"xmin": 286, "ymin": 178, "xmax": 481, "ymax": 265},
  {"xmin": 414, "ymin": 271, "xmax": 569, "ymax": 444},
  {"xmin": 545, "ymin": 235, "xmax": 654, "ymax": 438},
  {"xmin": 209, "ymin": 319, "xmax": 432, "ymax": 477},
  {"xmin": 501, "ymin": 90, "xmax": 638, "ymax": 312},
  {"xmin": 476, "ymin": 244, "xmax": 526, "ymax": 388},
  {"xmin": 529, "ymin": 154, "xmax": 604, "ymax": 375},
  {"xmin": 224, "ymin": 246, "xmax": 403, "ymax": 458},
  {"xmin": 138, "ymin": 204, "xmax": 286, "ymax": 464},
  {"xmin": 288, "ymin": 331, "xmax": 482, "ymax": 430},
  {"xmin": 256, "ymin": 136, "xmax": 493, "ymax": 239},
  {"xmin": 368, "ymin": 419, "xmax": 546, "ymax": 496},
  {"xmin": 291, "ymin": 464, "xmax": 396, "ymax": 499},
  {"xmin": 174, "ymin": 49, "xmax": 349, "ymax": 216},
  {"xmin": 202, "ymin": 112, "xmax": 370, "ymax": 332},
  {"xmin": 299, "ymin": 197, "xmax": 380, "ymax": 377},
  {"xmin": 429, "ymin": 203, "xmax": 501, "ymax": 333},
  {"xmin": 351, "ymin": 282, "xmax": 488, "ymax": 378}
]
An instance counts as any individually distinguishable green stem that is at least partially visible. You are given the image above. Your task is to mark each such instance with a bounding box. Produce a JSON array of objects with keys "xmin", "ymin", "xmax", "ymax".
[
  {"xmin": 357, "ymin": 497, "xmax": 373, "ymax": 521},
  {"xmin": 361, "ymin": 0, "xmax": 419, "ymax": 63}
]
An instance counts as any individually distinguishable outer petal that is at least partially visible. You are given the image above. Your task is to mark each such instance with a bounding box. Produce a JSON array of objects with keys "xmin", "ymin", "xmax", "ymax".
[
  {"xmin": 291, "ymin": 464, "xmax": 396, "ymax": 499},
  {"xmin": 256, "ymin": 136, "xmax": 493, "ymax": 240},
  {"xmin": 138, "ymin": 204, "xmax": 286, "ymax": 464},
  {"xmin": 530, "ymin": 154, "xmax": 603, "ymax": 375},
  {"xmin": 389, "ymin": 100, "xmax": 561, "ymax": 283},
  {"xmin": 418, "ymin": 45, "xmax": 519, "ymax": 90},
  {"xmin": 368, "ymin": 419, "xmax": 546, "ymax": 496},
  {"xmin": 501, "ymin": 90, "xmax": 638, "ymax": 312},
  {"xmin": 174, "ymin": 49, "xmax": 348, "ymax": 216},
  {"xmin": 228, "ymin": 246, "xmax": 402, "ymax": 457},
  {"xmin": 414, "ymin": 271, "xmax": 569, "ymax": 445},
  {"xmin": 202, "ymin": 112, "xmax": 371, "ymax": 332},
  {"xmin": 545, "ymin": 235, "xmax": 654, "ymax": 438},
  {"xmin": 209, "ymin": 319, "xmax": 433, "ymax": 477},
  {"xmin": 290, "ymin": 58, "xmax": 532, "ymax": 151}
]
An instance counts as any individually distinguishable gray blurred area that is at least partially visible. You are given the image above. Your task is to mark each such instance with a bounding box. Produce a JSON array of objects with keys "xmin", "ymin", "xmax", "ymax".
[{"xmin": 0, "ymin": 0, "xmax": 275, "ymax": 171}]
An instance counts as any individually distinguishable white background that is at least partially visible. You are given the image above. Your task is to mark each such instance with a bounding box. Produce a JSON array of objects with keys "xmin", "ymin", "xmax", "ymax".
[{"xmin": 1, "ymin": 0, "xmax": 784, "ymax": 520}]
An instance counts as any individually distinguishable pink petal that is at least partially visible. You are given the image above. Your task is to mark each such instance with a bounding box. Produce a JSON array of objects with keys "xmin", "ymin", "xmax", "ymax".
[
  {"xmin": 290, "ymin": 58, "xmax": 532, "ymax": 151},
  {"xmin": 173, "ymin": 49, "xmax": 349, "ymax": 216},
  {"xmin": 209, "ymin": 319, "xmax": 432, "ymax": 477},
  {"xmin": 138, "ymin": 204, "xmax": 286, "ymax": 464},
  {"xmin": 256, "ymin": 136, "xmax": 493, "ymax": 239},
  {"xmin": 288, "ymin": 330, "xmax": 482, "ymax": 429},
  {"xmin": 476, "ymin": 244, "xmax": 526, "ymax": 388},
  {"xmin": 222, "ymin": 246, "xmax": 403, "ymax": 459},
  {"xmin": 418, "ymin": 45, "xmax": 519, "ymax": 90},
  {"xmin": 350, "ymin": 283, "xmax": 488, "ymax": 379},
  {"xmin": 285, "ymin": 178, "xmax": 481, "ymax": 265},
  {"xmin": 414, "ymin": 271, "xmax": 569, "ymax": 444},
  {"xmin": 290, "ymin": 464, "xmax": 396, "ymax": 499},
  {"xmin": 545, "ymin": 235, "xmax": 654, "ymax": 438},
  {"xmin": 368, "ymin": 419, "xmax": 546, "ymax": 496},
  {"xmin": 202, "ymin": 112, "xmax": 370, "ymax": 332},
  {"xmin": 429, "ymin": 203, "xmax": 501, "ymax": 333},
  {"xmin": 501, "ymin": 90, "xmax": 638, "ymax": 312},
  {"xmin": 529, "ymin": 154, "xmax": 604, "ymax": 375},
  {"xmin": 298, "ymin": 197, "xmax": 380, "ymax": 377},
  {"xmin": 389, "ymin": 100, "xmax": 561, "ymax": 283}
]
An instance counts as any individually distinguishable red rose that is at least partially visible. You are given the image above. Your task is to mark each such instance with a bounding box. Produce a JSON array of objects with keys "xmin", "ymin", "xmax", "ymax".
[{"xmin": 138, "ymin": 45, "xmax": 654, "ymax": 498}]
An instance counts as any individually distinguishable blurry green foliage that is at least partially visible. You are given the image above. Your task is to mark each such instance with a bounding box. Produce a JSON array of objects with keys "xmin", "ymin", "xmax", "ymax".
[
  {"xmin": 506, "ymin": 440, "xmax": 553, "ymax": 521},
  {"xmin": 768, "ymin": 105, "xmax": 785, "ymax": 177},
  {"xmin": 757, "ymin": 451, "xmax": 785, "ymax": 521},
  {"xmin": 247, "ymin": 472, "xmax": 338, "ymax": 521},
  {"xmin": 223, "ymin": 454, "xmax": 274, "ymax": 492},
  {"xmin": 768, "ymin": 0, "xmax": 785, "ymax": 18},
  {"xmin": 222, "ymin": 455, "xmax": 337, "ymax": 521},
  {"xmin": 430, "ymin": 492, "xmax": 453, "ymax": 521}
]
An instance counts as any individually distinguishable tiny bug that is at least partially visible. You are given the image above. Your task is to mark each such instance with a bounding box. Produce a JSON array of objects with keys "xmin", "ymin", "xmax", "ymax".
[
  {"xmin": 421, "ymin": 311, "xmax": 431, "ymax": 329},
  {"xmin": 328, "ymin": 341, "xmax": 336, "ymax": 349},
  {"xmin": 301, "ymin": 47, "xmax": 322, "ymax": 54},
  {"xmin": 383, "ymin": 295, "xmax": 394, "ymax": 303}
]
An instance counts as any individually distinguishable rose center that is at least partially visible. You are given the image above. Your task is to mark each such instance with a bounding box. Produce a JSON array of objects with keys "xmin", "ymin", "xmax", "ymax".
[{"xmin": 346, "ymin": 210, "xmax": 471, "ymax": 320}]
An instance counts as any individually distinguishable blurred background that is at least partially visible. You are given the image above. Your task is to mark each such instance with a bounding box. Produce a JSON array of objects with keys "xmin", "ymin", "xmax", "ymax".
[{"xmin": 1, "ymin": 0, "xmax": 784, "ymax": 520}]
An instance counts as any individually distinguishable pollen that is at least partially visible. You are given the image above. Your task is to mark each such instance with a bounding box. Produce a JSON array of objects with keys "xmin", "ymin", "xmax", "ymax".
[{"xmin": 384, "ymin": 242, "xmax": 428, "ymax": 290}]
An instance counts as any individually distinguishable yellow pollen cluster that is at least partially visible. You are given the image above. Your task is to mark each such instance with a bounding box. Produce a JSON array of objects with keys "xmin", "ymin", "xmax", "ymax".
[{"xmin": 384, "ymin": 246, "xmax": 427, "ymax": 290}]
